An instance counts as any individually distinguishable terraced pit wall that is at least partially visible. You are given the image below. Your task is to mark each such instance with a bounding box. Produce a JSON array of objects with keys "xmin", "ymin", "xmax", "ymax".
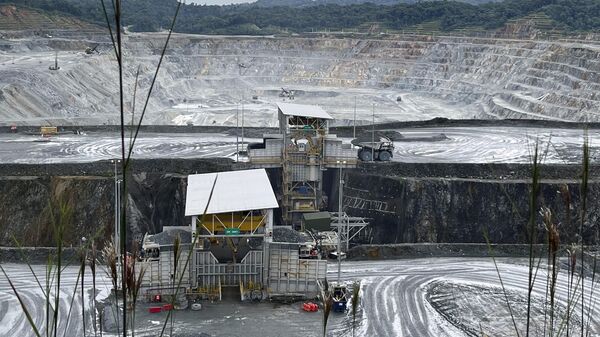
[
  {"xmin": 1, "ymin": 160, "xmax": 599, "ymax": 248},
  {"xmin": 4, "ymin": 33, "xmax": 600, "ymax": 125},
  {"xmin": 329, "ymin": 162, "xmax": 600, "ymax": 245}
]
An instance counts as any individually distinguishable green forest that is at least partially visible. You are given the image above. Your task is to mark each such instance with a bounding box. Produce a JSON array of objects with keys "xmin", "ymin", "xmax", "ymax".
[{"xmin": 2, "ymin": 0, "xmax": 600, "ymax": 35}]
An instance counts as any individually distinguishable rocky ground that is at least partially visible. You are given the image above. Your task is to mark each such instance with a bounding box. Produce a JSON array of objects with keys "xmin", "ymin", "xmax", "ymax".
[
  {"xmin": 3, "ymin": 32, "xmax": 600, "ymax": 126},
  {"xmin": 0, "ymin": 125, "xmax": 598, "ymax": 164},
  {"xmin": 1, "ymin": 258, "xmax": 599, "ymax": 337}
]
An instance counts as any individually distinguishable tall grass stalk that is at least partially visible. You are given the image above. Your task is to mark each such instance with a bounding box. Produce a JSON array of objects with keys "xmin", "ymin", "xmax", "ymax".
[
  {"xmin": 542, "ymin": 207, "xmax": 560, "ymax": 336},
  {"xmin": 484, "ymin": 231, "xmax": 521, "ymax": 337},
  {"xmin": 584, "ymin": 255, "xmax": 598, "ymax": 337},
  {"xmin": 1, "ymin": 197, "xmax": 75, "ymax": 337},
  {"xmin": 171, "ymin": 234, "xmax": 181, "ymax": 336},
  {"xmin": 579, "ymin": 129, "xmax": 589, "ymax": 336},
  {"xmin": 90, "ymin": 241, "xmax": 98, "ymax": 337},
  {"xmin": 0, "ymin": 0, "xmax": 179, "ymax": 334},
  {"xmin": 322, "ymin": 294, "xmax": 333, "ymax": 337},
  {"xmin": 102, "ymin": 240, "xmax": 120, "ymax": 336},
  {"xmin": 11, "ymin": 235, "xmax": 50, "ymax": 300},
  {"xmin": 45, "ymin": 256, "xmax": 52, "ymax": 337},
  {"xmin": 61, "ymin": 267, "xmax": 83, "ymax": 337},
  {"xmin": 80, "ymin": 242, "xmax": 87, "ymax": 337},
  {"xmin": 158, "ymin": 175, "xmax": 218, "ymax": 337},
  {"xmin": 520, "ymin": 141, "xmax": 542, "ymax": 337},
  {"xmin": 0, "ymin": 263, "xmax": 42, "ymax": 337},
  {"xmin": 351, "ymin": 280, "xmax": 361, "ymax": 337},
  {"xmin": 491, "ymin": 133, "xmax": 597, "ymax": 337},
  {"xmin": 126, "ymin": 242, "xmax": 146, "ymax": 336},
  {"xmin": 99, "ymin": 0, "xmax": 181, "ymax": 334}
]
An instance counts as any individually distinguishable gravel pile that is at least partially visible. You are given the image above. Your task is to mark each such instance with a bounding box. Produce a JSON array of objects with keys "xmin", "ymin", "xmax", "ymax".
[
  {"xmin": 147, "ymin": 229, "xmax": 191, "ymax": 246},
  {"xmin": 273, "ymin": 227, "xmax": 311, "ymax": 243}
]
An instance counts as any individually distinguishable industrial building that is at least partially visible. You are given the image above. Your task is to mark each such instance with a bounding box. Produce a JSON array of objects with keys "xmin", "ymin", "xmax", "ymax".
[
  {"xmin": 248, "ymin": 103, "xmax": 357, "ymax": 225},
  {"xmin": 137, "ymin": 103, "xmax": 369, "ymax": 303},
  {"xmin": 139, "ymin": 168, "xmax": 327, "ymax": 301}
]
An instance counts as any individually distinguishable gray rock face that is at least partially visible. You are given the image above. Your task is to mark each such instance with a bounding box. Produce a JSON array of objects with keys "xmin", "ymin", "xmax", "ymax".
[
  {"xmin": 0, "ymin": 176, "xmax": 113, "ymax": 246},
  {"xmin": 2, "ymin": 160, "xmax": 598, "ymax": 247},
  {"xmin": 0, "ymin": 159, "xmax": 234, "ymax": 247},
  {"xmin": 333, "ymin": 163, "xmax": 600, "ymax": 245}
]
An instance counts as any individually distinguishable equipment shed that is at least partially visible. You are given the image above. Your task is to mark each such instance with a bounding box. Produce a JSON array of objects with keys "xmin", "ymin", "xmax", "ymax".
[{"xmin": 302, "ymin": 211, "xmax": 331, "ymax": 232}]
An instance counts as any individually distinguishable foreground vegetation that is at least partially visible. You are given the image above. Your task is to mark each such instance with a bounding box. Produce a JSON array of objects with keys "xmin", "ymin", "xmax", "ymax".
[{"xmin": 3, "ymin": 0, "xmax": 600, "ymax": 35}]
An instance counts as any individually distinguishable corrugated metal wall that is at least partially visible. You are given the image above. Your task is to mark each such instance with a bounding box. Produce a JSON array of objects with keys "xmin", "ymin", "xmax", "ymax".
[
  {"xmin": 324, "ymin": 138, "xmax": 356, "ymax": 163},
  {"xmin": 249, "ymin": 139, "xmax": 283, "ymax": 163},
  {"xmin": 267, "ymin": 243, "xmax": 327, "ymax": 297},
  {"xmin": 139, "ymin": 249, "xmax": 190, "ymax": 290},
  {"xmin": 194, "ymin": 250, "xmax": 263, "ymax": 287}
]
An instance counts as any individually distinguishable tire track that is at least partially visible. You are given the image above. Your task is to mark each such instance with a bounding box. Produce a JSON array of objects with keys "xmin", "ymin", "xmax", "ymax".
[{"xmin": 328, "ymin": 258, "xmax": 600, "ymax": 337}]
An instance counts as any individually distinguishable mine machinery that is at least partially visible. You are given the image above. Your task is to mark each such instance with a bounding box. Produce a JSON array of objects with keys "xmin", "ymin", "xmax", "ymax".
[
  {"xmin": 279, "ymin": 88, "xmax": 295, "ymax": 100},
  {"xmin": 40, "ymin": 126, "xmax": 58, "ymax": 136},
  {"xmin": 352, "ymin": 135, "xmax": 394, "ymax": 161},
  {"xmin": 48, "ymin": 51, "xmax": 59, "ymax": 71},
  {"xmin": 248, "ymin": 103, "xmax": 356, "ymax": 225},
  {"xmin": 85, "ymin": 44, "xmax": 99, "ymax": 54}
]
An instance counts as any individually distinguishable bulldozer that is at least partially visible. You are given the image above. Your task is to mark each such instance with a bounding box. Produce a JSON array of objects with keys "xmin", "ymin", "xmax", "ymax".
[{"xmin": 352, "ymin": 135, "xmax": 394, "ymax": 161}]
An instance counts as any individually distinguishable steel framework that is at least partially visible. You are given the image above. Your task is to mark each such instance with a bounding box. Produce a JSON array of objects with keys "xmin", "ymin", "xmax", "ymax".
[
  {"xmin": 331, "ymin": 212, "xmax": 370, "ymax": 251},
  {"xmin": 248, "ymin": 103, "xmax": 357, "ymax": 225}
]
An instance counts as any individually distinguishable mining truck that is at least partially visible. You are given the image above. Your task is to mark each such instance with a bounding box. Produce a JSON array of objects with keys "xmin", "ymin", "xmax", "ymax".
[{"xmin": 352, "ymin": 136, "xmax": 394, "ymax": 161}]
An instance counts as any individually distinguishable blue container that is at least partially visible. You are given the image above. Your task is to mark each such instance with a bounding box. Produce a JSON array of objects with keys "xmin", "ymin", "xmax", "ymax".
[
  {"xmin": 333, "ymin": 300, "xmax": 347, "ymax": 312},
  {"xmin": 298, "ymin": 186, "xmax": 309, "ymax": 195}
]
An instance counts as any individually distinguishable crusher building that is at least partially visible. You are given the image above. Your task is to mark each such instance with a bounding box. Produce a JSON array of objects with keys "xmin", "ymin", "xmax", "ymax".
[
  {"xmin": 248, "ymin": 103, "xmax": 357, "ymax": 226},
  {"xmin": 139, "ymin": 169, "xmax": 328, "ymax": 301}
]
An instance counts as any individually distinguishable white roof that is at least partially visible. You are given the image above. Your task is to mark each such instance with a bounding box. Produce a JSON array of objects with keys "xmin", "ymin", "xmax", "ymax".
[
  {"xmin": 185, "ymin": 169, "xmax": 278, "ymax": 216},
  {"xmin": 277, "ymin": 103, "xmax": 333, "ymax": 120}
]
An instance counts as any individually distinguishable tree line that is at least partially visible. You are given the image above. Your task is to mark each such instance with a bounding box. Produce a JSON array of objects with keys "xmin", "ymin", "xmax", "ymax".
[{"xmin": 2, "ymin": 0, "xmax": 600, "ymax": 35}]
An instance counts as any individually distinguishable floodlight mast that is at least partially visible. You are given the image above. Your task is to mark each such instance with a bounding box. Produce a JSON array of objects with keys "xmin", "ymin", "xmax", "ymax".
[{"xmin": 336, "ymin": 160, "xmax": 346, "ymax": 282}]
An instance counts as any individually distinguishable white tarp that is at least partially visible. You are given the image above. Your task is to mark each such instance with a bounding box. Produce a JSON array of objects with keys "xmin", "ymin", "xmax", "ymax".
[
  {"xmin": 185, "ymin": 169, "xmax": 278, "ymax": 216},
  {"xmin": 277, "ymin": 102, "xmax": 333, "ymax": 119}
]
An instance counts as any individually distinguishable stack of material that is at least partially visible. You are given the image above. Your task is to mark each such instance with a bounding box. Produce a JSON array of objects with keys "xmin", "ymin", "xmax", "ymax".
[
  {"xmin": 273, "ymin": 227, "xmax": 311, "ymax": 243},
  {"xmin": 147, "ymin": 229, "xmax": 191, "ymax": 246}
]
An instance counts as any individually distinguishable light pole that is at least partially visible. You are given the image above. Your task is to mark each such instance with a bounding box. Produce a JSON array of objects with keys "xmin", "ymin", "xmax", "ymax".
[
  {"xmin": 241, "ymin": 98, "xmax": 245, "ymax": 153},
  {"xmin": 236, "ymin": 105, "xmax": 239, "ymax": 162},
  {"xmin": 353, "ymin": 96, "xmax": 357, "ymax": 140},
  {"xmin": 336, "ymin": 160, "xmax": 346, "ymax": 282},
  {"xmin": 371, "ymin": 104, "xmax": 375, "ymax": 161}
]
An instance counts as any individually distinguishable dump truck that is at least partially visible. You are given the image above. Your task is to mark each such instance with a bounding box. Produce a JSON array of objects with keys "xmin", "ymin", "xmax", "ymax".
[{"xmin": 352, "ymin": 136, "xmax": 394, "ymax": 161}]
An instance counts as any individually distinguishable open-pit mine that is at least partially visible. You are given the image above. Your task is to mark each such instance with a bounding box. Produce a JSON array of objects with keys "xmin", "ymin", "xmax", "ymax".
[
  {"xmin": 3, "ymin": 31, "xmax": 600, "ymax": 125},
  {"xmin": 1, "ymin": 25, "xmax": 600, "ymax": 337}
]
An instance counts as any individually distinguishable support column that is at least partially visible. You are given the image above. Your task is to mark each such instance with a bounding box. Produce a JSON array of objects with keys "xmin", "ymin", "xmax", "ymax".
[
  {"xmin": 265, "ymin": 209, "xmax": 274, "ymax": 243},
  {"xmin": 263, "ymin": 209, "xmax": 274, "ymax": 294},
  {"xmin": 191, "ymin": 215, "xmax": 197, "ymax": 245},
  {"xmin": 191, "ymin": 215, "xmax": 198, "ymax": 287}
]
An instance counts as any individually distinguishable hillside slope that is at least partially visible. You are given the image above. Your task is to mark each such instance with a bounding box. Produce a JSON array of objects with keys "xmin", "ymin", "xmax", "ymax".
[
  {"xmin": 1, "ymin": 0, "xmax": 599, "ymax": 35},
  {"xmin": 253, "ymin": 0, "xmax": 501, "ymax": 7},
  {"xmin": 0, "ymin": 4, "xmax": 100, "ymax": 31}
]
